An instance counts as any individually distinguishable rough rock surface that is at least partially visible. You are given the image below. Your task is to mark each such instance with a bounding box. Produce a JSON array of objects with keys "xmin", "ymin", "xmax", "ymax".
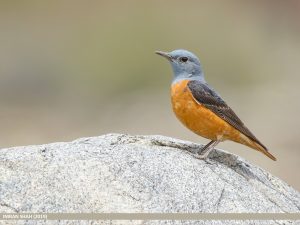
[{"xmin": 0, "ymin": 133, "xmax": 299, "ymax": 224}]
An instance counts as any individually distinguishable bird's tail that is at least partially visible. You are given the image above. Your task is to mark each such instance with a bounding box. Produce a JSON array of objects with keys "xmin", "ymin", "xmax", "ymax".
[{"xmin": 244, "ymin": 138, "xmax": 276, "ymax": 161}]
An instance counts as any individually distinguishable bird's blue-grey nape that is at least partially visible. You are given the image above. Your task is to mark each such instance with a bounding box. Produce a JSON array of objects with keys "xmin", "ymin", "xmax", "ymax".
[{"xmin": 155, "ymin": 49, "xmax": 206, "ymax": 84}]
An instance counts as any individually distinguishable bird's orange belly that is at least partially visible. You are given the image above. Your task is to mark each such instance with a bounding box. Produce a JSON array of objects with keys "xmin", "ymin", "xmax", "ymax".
[{"xmin": 171, "ymin": 80, "xmax": 241, "ymax": 142}]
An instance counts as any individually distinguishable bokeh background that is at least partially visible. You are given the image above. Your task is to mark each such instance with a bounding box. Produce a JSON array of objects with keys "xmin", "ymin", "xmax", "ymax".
[{"xmin": 0, "ymin": 1, "xmax": 299, "ymax": 190}]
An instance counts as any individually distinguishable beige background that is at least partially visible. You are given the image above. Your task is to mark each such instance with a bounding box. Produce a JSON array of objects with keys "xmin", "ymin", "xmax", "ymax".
[{"xmin": 0, "ymin": 1, "xmax": 299, "ymax": 191}]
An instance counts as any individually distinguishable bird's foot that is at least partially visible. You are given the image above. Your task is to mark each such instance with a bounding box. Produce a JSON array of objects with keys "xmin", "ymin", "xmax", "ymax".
[
  {"xmin": 193, "ymin": 153, "xmax": 209, "ymax": 160},
  {"xmin": 189, "ymin": 152, "xmax": 214, "ymax": 164},
  {"xmin": 191, "ymin": 140, "xmax": 221, "ymax": 160},
  {"xmin": 191, "ymin": 150, "xmax": 210, "ymax": 160}
]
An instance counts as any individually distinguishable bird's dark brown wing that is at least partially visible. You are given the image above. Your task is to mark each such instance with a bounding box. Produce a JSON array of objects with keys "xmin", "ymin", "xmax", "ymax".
[{"xmin": 187, "ymin": 80, "xmax": 266, "ymax": 149}]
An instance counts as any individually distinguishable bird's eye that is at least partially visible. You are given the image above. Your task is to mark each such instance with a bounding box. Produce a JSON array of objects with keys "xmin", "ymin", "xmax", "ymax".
[{"xmin": 179, "ymin": 57, "xmax": 188, "ymax": 62}]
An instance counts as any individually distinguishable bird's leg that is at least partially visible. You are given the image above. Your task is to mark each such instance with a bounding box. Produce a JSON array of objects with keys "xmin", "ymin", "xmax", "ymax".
[
  {"xmin": 194, "ymin": 140, "xmax": 221, "ymax": 160},
  {"xmin": 197, "ymin": 140, "xmax": 215, "ymax": 154}
]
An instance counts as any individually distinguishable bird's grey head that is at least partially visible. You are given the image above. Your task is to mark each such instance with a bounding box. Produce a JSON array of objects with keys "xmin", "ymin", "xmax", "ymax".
[{"xmin": 155, "ymin": 49, "xmax": 205, "ymax": 83}]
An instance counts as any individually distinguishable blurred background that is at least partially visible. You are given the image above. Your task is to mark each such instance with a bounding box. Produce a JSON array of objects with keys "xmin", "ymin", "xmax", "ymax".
[{"xmin": 0, "ymin": 1, "xmax": 299, "ymax": 190}]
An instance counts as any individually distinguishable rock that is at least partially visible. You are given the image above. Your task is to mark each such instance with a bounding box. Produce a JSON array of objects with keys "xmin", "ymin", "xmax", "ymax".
[{"xmin": 0, "ymin": 133, "xmax": 299, "ymax": 225}]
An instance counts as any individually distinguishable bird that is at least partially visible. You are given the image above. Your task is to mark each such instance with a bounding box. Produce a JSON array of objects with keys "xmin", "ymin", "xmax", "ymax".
[{"xmin": 155, "ymin": 49, "xmax": 276, "ymax": 161}]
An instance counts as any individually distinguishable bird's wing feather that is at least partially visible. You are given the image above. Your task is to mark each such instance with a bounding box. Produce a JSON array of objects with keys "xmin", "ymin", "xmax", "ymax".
[{"xmin": 187, "ymin": 80, "xmax": 266, "ymax": 149}]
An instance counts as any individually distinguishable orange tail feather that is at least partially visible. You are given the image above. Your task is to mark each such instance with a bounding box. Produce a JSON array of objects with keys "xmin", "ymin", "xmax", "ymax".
[{"xmin": 246, "ymin": 139, "xmax": 277, "ymax": 161}]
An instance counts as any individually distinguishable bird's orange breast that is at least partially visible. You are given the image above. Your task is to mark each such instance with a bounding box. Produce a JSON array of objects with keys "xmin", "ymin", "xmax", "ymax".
[{"xmin": 171, "ymin": 80, "xmax": 242, "ymax": 142}]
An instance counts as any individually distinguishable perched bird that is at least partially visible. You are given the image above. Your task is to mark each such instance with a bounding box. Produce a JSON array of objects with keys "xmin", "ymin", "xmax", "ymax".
[{"xmin": 156, "ymin": 49, "xmax": 276, "ymax": 160}]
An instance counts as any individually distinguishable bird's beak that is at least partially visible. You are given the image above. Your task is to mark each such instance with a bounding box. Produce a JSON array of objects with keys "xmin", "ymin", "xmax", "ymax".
[{"xmin": 155, "ymin": 51, "xmax": 172, "ymax": 61}]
